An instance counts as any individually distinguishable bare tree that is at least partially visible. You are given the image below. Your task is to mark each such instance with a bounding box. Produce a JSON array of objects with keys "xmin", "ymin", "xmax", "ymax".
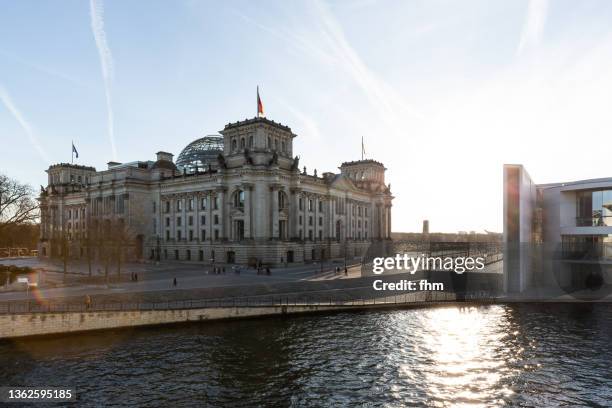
[
  {"xmin": 0, "ymin": 173, "xmax": 38, "ymax": 231},
  {"xmin": 109, "ymin": 218, "xmax": 134, "ymax": 280}
]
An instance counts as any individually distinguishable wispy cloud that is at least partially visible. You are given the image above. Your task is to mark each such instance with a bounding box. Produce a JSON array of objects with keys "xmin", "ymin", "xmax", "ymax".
[
  {"xmin": 0, "ymin": 85, "xmax": 50, "ymax": 164},
  {"xmin": 0, "ymin": 49, "xmax": 91, "ymax": 89},
  {"xmin": 311, "ymin": 1, "xmax": 423, "ymax": 131},
  {"xmin": 517, "ymin": 0, "xmax": 549, "ymax": 56},
  {"xmin": 89, "ymin": 0, "xmax": 117, "ymax": 160}
]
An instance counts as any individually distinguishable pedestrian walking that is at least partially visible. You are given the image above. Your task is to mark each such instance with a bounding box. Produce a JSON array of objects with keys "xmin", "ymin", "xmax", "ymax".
[
  {"xmin": 266, "ymin": 267, "xmax": 271, "ymax": 276},
  {"xmin": 85, "ymin": 294, "xmax": 91, "ymax": 311},
  {"xmin": 344, "ymin": 267, "xmax": 348, "ymax": 276},
  {"xmin": 135, "ymin": 273, "xmax": 138, "ymax": 282},
  {"xmin": 173, "ymin": 277, "xmax": 177, "ymax": 287}
]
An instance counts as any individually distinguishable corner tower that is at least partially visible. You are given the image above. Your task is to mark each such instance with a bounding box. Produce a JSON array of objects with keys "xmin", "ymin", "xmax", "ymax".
[{"xmin": 219, "ymin": 117, "xmax": 296, "ymax": 169}]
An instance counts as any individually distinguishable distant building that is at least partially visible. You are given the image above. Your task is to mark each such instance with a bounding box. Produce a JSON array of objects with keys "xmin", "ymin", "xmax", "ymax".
[
  {"xmin": 38, "ymin": 115, "xmax": 394, "ymax": 266},
  {"xmin": 503, "ymin": 164, "xmax": 612, "ymax": 293},
  {"xmin": 422, "ymin": 220, "xmax": 429, "ymax": 234}
]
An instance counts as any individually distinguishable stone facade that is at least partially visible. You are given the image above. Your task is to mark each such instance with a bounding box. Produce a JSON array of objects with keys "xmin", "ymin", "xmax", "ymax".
[{"xmin": 38, "ymin": 116, "xmax": 393, "ymax": 266}]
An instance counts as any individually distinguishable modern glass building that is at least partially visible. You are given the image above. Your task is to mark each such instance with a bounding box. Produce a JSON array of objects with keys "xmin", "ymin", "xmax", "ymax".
[{"xmin": 504, "ymin": 164, "xmax": 612, "ymax": 294}]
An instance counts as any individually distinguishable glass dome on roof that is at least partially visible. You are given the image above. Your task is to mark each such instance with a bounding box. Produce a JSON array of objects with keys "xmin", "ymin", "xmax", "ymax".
[{"xmin": 176, "ymin": 135, "xmax": 224, "ymax": 172}]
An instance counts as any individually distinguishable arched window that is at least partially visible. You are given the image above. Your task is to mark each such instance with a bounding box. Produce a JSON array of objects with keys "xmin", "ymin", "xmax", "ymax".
[
  {"xmin": 240, "ymin": 138, "xmax": 245, "ymax": 149},
  {"xmin": 274, "ymin": 139, "xmax": 278, "ymax": 150},
  {"xmin": 233, "ymin": 190, "xmax": 245, "ymax": 208},
  {"xmin": 267, "ymin": 136, "xmax": 271, "ymax": 148},
  {"xmin": 281, "ymin": 141, "xmax": 285, "ymax": 153},
  {"xmin": 232, "ymin": 139, "xmax": 237, "ymax": 151},
  {"xmin": 249, "ymin": 136, "xmax": 253, "ymax": 148}
]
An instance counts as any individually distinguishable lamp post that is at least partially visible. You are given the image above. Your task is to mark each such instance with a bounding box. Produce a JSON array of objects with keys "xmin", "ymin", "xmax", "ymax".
[{"xmin": 156, "ymin": 236, "xmax": 161, "ymax": 262}]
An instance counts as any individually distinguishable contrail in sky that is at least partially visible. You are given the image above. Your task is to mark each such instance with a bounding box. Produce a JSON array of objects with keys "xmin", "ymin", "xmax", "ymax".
[
  {"xmin": 89, "ymin": 0, "xmax": 117, "ymax": 160},
  {"xmin": 517, "ymin": 0, "xmax": 549, "ymax": 56},
  {"xmin": 0, "ymin": 85, "xmax": 50, "ymax": 164}
]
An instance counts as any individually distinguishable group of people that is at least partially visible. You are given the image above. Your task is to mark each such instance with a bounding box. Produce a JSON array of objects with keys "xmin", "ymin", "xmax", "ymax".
[
  {"xmin": 209, "ymin": 267, "xmax": 226, "ymax": 275},
  {"xmin": 256, "ymin": 267, "xmax": 271, "ymax": 276},
  {"xmin": 334, "ymin": 266, "xmax": 349, "ymax": 276}
]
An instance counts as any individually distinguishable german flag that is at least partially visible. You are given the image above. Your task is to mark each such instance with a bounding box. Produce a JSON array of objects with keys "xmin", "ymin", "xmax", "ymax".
[{"xmin": 257, "ymin": 86, "xmax": 264, "ymax": 117}]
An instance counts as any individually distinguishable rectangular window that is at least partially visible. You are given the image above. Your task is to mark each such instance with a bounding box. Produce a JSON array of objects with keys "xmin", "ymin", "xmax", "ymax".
[
  {"xmin": 201, "ymin": 197, "xmax": 207, "ymax": 210},
  {"xmin": 201, "ymin": 215, "xmax": 206, "ymax": 225},
  {"xmin": 318, "ymin": 230, "xmax": 323, "ymax": 240},
  {"xmin": 178, "ymin": 230, "xmax": 182, "ymax": 240},
  {"xmin": 188, "ymin": 216, "xmax": 193, "ymax": 226},
  {"xmin": 365, "ymin": 208, "xmax": 368, "ymax": 217},
  {"xmin": 201, "ymin": 229, "xmax": 206, "ymax": 240},
  {"xmin": 117, "ymin": 197, "xmax": 125, "ymax": 214},
  {"xmin": 177, "ymin": 200, "xmax": 182, "ymax": 211},
  {"xmin": 214, "ymin": 215, "xmax": 219, "ymax": 225},
  {"xmin": 299, "ymin": 198, "xmax": 303, "ymax": 211},
  {"xmin": 166, "ymin": 217, "xmax": 170, "ymax": 227},
  {"xmin": 165, "ymin": 230, "xmax": 170, "ymax": 240},
  {"xmin": 153, "ymin": 201, "xmax": 156, "ymax": 213},
  {"xmin": 319, "ymin": 201, "xmax": 323, "ymax": 212},
  {"xmin": 308, "ymin": 199, "xmax": 313, "ymax": 212},
  {"xmin": 214, "ymin": 229, "xmax": 219, "ymax": 240},
  {"xmin": 299, "ymin": 215, "xmax": 302, "ymax": 225},
  {"xmin": 319, "ymin": 217, "xmax": 322, "ymax": 226},
  {"xmin": 188, "ymin": 198, "xmax": 194, "ymax": 211},
  {"xmin": 165, "ymin": 201, "xmax": 170, "ymax": 213},
  {"xmin": 177, "ymin": 217, "xmax": 182, "ymax": 226},
  {"xmin": 186, "ymin": 250, "xmax": 191, "ymax": 260},
  {"xmin": 309, "ymin": 216, "xmax": 313, "ymax": 226},
  {"xmin": 189, "ymin": 230, "xmax": 193, "ymax": 241},
  {"xmin": 153, "ymin": 218, "xmax": 157, "ymax": 234},
  {"xmin": 175, "ymin": 249, "xmax": 179, "ymax": 260},
  {"xmin": 213, "ymin": 197, "xmax": 218, "ymax": 210}
]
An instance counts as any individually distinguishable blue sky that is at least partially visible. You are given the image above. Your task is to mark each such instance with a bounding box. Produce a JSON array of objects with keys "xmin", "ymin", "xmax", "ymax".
[{"xmin": 2, "ymin": 0, "xmax": 612, "ymax": 233}]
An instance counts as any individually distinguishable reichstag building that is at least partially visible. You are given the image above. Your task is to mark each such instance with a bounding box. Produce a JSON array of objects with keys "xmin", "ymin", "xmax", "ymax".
[{"xmin": 38, "ymin": 115, "xmax": 393, "ymax": 266}]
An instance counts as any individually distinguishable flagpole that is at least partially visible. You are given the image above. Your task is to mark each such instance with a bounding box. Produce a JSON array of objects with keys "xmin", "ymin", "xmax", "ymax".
[
  {"xmin": 257, "ymin": 85, "xmax": 259, "ymax": 118},
  {"xmin": 361, "ymin": 136, "xmax": 364, "ymax": 160},
  {"xmin": 71, "ymin": 140, "xmax": 74, "ymax": 164}
]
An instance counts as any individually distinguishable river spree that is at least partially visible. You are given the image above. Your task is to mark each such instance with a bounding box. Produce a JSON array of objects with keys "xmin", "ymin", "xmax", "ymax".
[{"xmin": 1, "ymin": 303, "xmax": 612, "ymax": 407}]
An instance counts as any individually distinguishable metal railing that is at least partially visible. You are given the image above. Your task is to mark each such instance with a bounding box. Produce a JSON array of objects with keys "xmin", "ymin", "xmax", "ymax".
[{"xmin": 0, "ymin": 290, "xmax": 497, "ymax": 315}]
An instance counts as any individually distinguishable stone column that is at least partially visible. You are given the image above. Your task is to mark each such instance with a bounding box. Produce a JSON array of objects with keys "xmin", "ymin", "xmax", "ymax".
[
  {"xmin": 290, "ymin": 188, "xmax": 301, "ymax": 239},
  {"xmin": 387, "ymin": 205, "xmax": 392, "ymax": 238},
  {"xmin": 181, "ymin": 195, "xmax": 186, "ymax": 242},
  {"xmin": 217, "ymin": 188, "xmax": 226, "ymax": 240},
  {"xmin": 207, "ymin": 192, "xmax": 213, "ymax": 243},
  {"xmin": 243, "ymin": 184, "xmax": 253, "ymax": 239},
  {"xmin": 377, "ymin": 203, "xmax": 383, "ymax": 239},
  {"xmin": 270, "ymin": 185, "xmax": 280, "ymax": 239}
]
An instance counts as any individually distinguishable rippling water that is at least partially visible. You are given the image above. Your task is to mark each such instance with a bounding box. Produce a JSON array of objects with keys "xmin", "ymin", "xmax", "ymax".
[{"xmin": 2, "ymin": 303, "xmax": 612, "ymax": 407}]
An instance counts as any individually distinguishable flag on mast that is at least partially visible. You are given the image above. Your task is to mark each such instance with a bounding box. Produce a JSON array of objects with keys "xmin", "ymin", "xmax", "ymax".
[
  {"xmin": 72, "ymin": 141, "xmax": 79, "ymax": 163},
  {"xmin": 257, "ymin": 86, "xmax": 264, "ymax": 117},
  {"xmin": 361, "ymin": 136, "xmax": 366, "ymax": 160}
]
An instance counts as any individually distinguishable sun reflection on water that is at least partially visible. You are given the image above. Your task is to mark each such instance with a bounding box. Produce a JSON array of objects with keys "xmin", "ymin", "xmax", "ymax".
[{"xmin": 400, "ymin": 306, "xmax": 516, "ymax": 407}]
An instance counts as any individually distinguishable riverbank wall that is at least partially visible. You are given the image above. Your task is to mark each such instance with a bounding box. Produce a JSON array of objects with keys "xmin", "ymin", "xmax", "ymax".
[{"xmin": 0, "ymin": 300, "xmax": 474, "ymax": 340}]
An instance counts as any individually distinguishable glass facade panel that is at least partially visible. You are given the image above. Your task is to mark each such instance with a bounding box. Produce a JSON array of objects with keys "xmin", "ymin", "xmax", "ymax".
[
  {"xmin": 576, "ymin": 189, "xmax": 612, "ymax": 226},
  {"xmin": 604, "ymin": 191, "xmax": 612, "ymax": 226}
]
